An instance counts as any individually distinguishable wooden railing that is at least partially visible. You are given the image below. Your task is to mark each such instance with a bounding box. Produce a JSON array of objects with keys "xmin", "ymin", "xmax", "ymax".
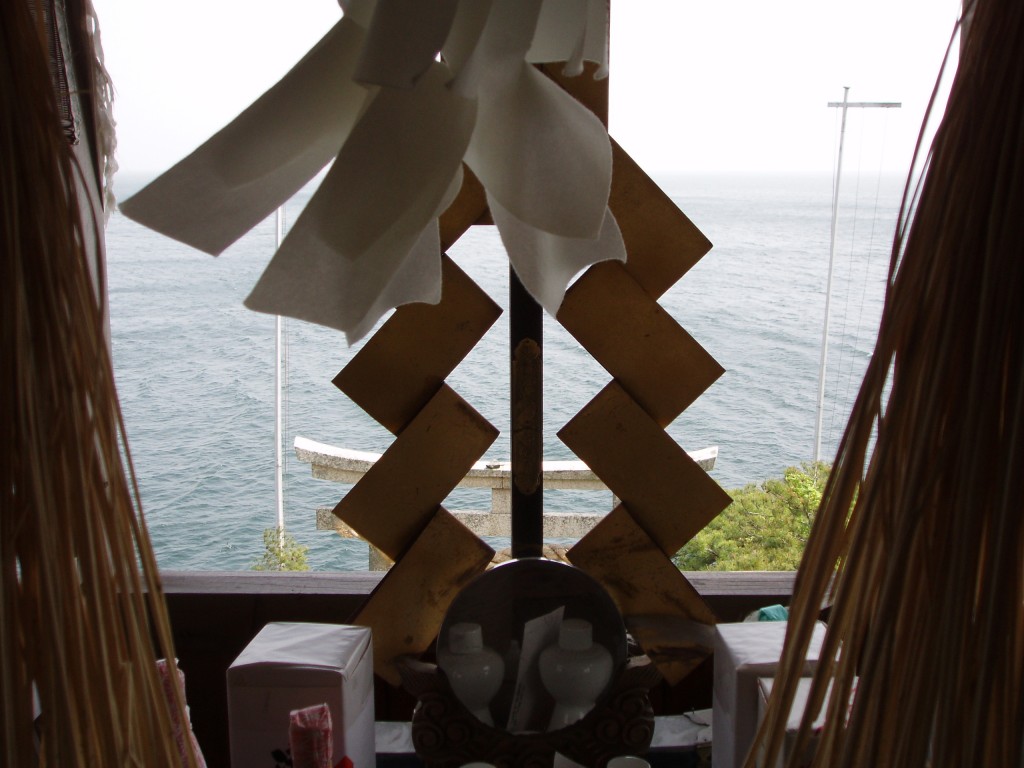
[{"xmin": 160, "ymin": 569, "xmax": 799, "ymax": 768}]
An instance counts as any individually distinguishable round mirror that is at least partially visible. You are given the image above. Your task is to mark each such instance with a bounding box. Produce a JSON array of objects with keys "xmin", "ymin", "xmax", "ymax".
[{"xmin": 435, "ymin": 558, "xmax": 627, "ymax": 733}]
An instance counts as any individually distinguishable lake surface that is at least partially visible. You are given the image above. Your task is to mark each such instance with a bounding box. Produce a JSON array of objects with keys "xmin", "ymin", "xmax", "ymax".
[{"xmin": 107, "ymin": 170, "xmax": 903, "ymax": 570}]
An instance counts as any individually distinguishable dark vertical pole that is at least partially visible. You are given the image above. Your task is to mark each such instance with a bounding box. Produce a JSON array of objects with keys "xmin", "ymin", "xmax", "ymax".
[
  {"xmin": 505, "ymin": 55, "xmax": 607, "ymax": 559},
  {"xmin": 509, "ymin": 265, "xmax": 543, "ymax": 558}
]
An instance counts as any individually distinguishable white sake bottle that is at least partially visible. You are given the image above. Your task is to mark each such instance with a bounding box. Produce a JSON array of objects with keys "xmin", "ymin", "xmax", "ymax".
[
  {"xmin": 538, "ymin": 618, "xmax": 613, "ymax": 731},
  {"xmin": 440, "ymin": 622, "xmax": 504, "ymax": 727}
]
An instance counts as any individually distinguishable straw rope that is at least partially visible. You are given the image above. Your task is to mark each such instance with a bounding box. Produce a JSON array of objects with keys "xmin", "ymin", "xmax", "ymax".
[
  {"xmin": 748, "ymin": 0, "xmax": 1024, "ymax": 766},
  {"xmin": 2, "ymin": 4, "xmax": 194, "ymax": 765}
]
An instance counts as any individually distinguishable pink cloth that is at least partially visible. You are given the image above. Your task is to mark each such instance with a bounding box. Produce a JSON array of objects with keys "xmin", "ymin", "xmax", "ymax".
[
  {"xmin": 289, "ymin": 703, "xmax": 333, "ymax": 768},
  {"xmin": 155, "ymin": 659, "xmax": 208, "ymax": 768}
]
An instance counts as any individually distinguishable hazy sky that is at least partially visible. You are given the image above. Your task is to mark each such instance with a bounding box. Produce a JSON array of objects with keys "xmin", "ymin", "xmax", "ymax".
[{"xmin": 91, "ymin": 1, "xmax": 961, "ymax": 177}]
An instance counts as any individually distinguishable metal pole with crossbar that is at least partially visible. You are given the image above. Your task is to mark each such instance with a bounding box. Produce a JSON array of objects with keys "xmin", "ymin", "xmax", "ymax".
[{"xmin": 814, "ymin": 88, "xmax": 901, "ymax": 463}]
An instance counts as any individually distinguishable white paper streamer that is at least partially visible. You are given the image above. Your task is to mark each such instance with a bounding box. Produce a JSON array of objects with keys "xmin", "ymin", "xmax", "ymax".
[
  {"xmin": 489, "ymin": 194, "xmax": 625, "ymax": 316},
  {"xmin": 245, "ymin": 65, "xmax": 472, "ymax": 341},
  {"xmin": 527, "ymin": 0, "xmax": 609, "ymax": 77},
  {"xmin": 354, "ymin": 0, "xmax": 458, "ymax": 88},
  {"xmin": 119, "ymin": 20, "xmax": 369, "ymax": 255},
  {"xmin": 119, "ymin": 1, "xmax": 615, "ymax": 342},
  {"xmin": 447, "ymin": 0, "xmax": 543, "ymax": 97},
  {"xmin": 465, "ymin": 62, "xmax": 611, "ymax": 240},
  {"xmin": 292, "ymin": 62, "xmax": 474, "ymax": 261}
]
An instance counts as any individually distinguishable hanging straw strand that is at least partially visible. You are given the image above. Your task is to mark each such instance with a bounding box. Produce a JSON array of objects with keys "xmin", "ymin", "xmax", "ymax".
[
  {"xmin": 748, "ymin": 0, "xmax": 1024, "ymax": 765},
  {"xmin": 2, "ymin": 3, "xmax": 196, "ymax": 765}
]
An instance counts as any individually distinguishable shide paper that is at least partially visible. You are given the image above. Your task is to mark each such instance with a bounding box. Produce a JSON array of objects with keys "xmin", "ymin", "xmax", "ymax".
[
  {"xmin": 489, "ymin": 195, "xmax": 625, "ymax": 317},
  {"xmin": 119, "ymin": 19, "xmax": 370, "ymax": 256},
  {"xmin": 528, "ymin": 0, "xmax": 609, "ymax": 77},
  {"xmin": 120, "ymin": 0, "xmax": 617, "ymax": 343},
  {"xmin": 354, "ymin": 0, "xmax": 460, "ymax": 88}
]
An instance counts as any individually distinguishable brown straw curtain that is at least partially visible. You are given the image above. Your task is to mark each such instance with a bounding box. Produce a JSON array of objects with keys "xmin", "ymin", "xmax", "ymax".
[
  {"xmin": 748, "ymin": 0, "xmax": 1024, "ymax": 766},
  {"xmin": 1, "ymin": 3, "xmax": 194, "ymax": 766}
]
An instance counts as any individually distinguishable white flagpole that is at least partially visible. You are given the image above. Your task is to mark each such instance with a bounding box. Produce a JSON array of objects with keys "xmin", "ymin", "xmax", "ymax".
[
  {"xmin": 814, "ymin": 88, "xmax": 900, "ymax": 463},
  {"xmin": 275, "ymin": 208, "xmax": 285, "ymax": 543}
]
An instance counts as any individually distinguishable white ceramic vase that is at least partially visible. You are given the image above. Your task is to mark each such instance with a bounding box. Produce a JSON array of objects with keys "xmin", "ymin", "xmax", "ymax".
[
  {"xmin": 538, "ymin": 618, "xmax": 613, "ymax": 731},
  {"xmin": 439, "ymin": 622, "xmax": 504, "ymax": 726}
]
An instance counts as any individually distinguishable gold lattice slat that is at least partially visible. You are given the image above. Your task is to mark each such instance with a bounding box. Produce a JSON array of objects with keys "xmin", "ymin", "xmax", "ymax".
[
  {"xmin": 557, "ymin": 260, "xmax": 724, "ymax": 426},
  {"xmin": 354, "ymin": 508, "xmax": 495, "ymax": 685},
  {"xmin": 330, "ymin": 168, "xmax": 501, "ymax": 682},
  {"xmin": 438, "ymin": 164, "xmax": 491, "ymax": 235},
  {"xmin": 608, "ymin": 139, "xmax": 712, "ymax": 298},
  {"xmin": 551, "ymin": 128, "xmax": 726, "ymax": 682},
  {"xmin": 567, "ymin": 506, "xmax": 715, "ymax": 684},
  {"xmin": 334, "ymin": 256, "xmax": 501, "ymax": 434},
  {"xmin": 558, "ymin": 381, "xmax": 731, "ymax": 555},
  {"xmin": 568, "ymin": 505, "xmax": 716, "ymax": 621},
  {"xmin": 334, "ymin": 383, "xmax": 498, "ymax": 560},
  {"xmin": 327, "ymin": 61, "xmax": 728, "ymax": 690}
]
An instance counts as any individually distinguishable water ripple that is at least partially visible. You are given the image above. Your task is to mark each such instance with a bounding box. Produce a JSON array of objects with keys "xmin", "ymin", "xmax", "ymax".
[{"xmin": 108, "ymin": 171, "xmax": 900, "ymax": 570}]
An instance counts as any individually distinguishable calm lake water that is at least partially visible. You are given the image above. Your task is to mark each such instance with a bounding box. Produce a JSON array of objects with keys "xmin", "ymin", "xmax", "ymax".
[{"xmin": 107, "ymin": 170, "xmax": 903, "ymax": 570}]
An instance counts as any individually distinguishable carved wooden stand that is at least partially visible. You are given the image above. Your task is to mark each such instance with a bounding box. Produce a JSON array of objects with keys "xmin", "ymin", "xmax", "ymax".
[{"xmin": 397, "ymin": 655, "xmax": 662, "ymax": 768}]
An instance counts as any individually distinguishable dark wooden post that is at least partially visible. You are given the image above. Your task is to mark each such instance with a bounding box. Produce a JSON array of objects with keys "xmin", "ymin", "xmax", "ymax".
[
  {"xmin": 506, "ymin": 61, "xmax": 609, "ymax": 559},
  {"xmin": 509, "ymin": 266, "xmax": 544, "ymax": 557}
]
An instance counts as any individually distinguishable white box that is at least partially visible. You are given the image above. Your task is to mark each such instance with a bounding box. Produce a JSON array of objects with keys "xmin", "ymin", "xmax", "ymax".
[
  {"xmin": 711, "ymin": 621, "xmax": 826, "ymax": 768},
  {"xmin": 755, "ymin": 675, "xmax": 855, "ymax": 768},
  {"xmin": 228, "ymin": 622, "xmax": 375, "ymax": 768}
]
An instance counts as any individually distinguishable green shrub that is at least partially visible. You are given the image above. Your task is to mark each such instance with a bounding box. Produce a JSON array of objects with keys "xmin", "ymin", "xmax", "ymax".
[
  {"xmin": 674, "ymin": 462, "xmax": 830, "ymax": 571},
  {"xmin": 251, "ymin": 527, "xmax": 310, "ymax": 571}
]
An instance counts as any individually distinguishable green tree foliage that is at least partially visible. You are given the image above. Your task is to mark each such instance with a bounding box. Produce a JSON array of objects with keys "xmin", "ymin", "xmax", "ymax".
[
  {"xmin": 675, "ymin": 462, "xmax": 830, "ymax": 571},
  {"xmin": 252, "ymin": 527, "xmax": 310, "ymax": 571}
]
